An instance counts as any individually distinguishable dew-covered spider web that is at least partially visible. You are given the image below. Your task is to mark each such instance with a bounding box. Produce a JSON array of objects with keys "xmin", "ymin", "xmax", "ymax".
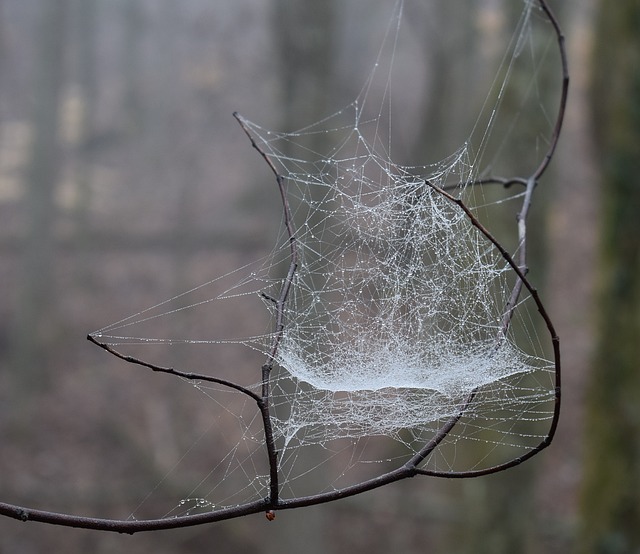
[{"xmin": 91, "ymin": 0, "xmax": 560, "ymax": 518}]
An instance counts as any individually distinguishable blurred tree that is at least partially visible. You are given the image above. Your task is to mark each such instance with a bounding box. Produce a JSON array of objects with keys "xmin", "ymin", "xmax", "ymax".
[
  {"xmin": 411, "ymin": 0, "xmax": 479, "ymax": 164},
  {"xmin": 0, "ymin": 0, "xmax": 6, "ymax": 109},
  {"xmin": 273, "ymin": 0, "xmax": 336, "ymax": 130},
  {"xmin": 580, "ymin": 1, "xmax": 640, "ymax": 552},
  {"xmin": 71, "ymin": 0, "xmax": 97, "ymax": 243},
  {"xmin": 537, "ymin": 2, "xmax": 599, "ymax": 551},
  {"xmin": 12, "ymin": 0, "xmax": 69, "ymax": 388},
  {"xmin": 410, "ymin": 2, "xmax": 548, "ymax": 552},
  {"xmin": 270, "ymin": 0, "xmax": 338, "ymax": 233},
  {"xmin": 121, "ymin": 0, "xmax": 144, "ymax": 134},
  {"xmin": 267, "ymin": 1, "xmax": 336, "ymax": 552}
]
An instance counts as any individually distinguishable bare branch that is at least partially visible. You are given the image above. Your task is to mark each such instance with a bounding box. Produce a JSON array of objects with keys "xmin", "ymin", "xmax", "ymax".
[
  {"xmin": 232, "ymin": 111, "xmax": 302, "ymax": 507},
  {"xmin": 0, "ymin": 0, "xmax": 566, "ymax": 532},
  {"xmin": 443, "ymin": 176, "xmax": 528, "ymax": 191},
  {"xmin": 533, "ymin": 0, "xmax": 569, "ymax": 181},
  {"xmin": 87, "ymin": 334, "xmax": 261, "ymax": 403},
  {"xmin": 418, "ymin": 177, "xmax": 562, "ymax": 477}
]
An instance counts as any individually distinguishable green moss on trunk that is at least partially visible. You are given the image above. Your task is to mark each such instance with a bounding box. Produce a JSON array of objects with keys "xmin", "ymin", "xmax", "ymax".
[{"xmin": 580, "ymin": 2, "xmax": 640, "ymax": 552}]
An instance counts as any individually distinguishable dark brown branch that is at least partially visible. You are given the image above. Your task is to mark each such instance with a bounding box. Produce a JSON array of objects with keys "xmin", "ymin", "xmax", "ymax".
[
  {"xmin": 0, "ymin": 499, "xmax": 269, "ymax": 533},
  {"xmin": 232, "ymin": 111, "xmax": 301, "ymax": 509},
  {"xmin": 533, "ymin": 0, "xmax": 569, "ymax": 182},
  {"xmin": 419, "ymin": 177, "xmax": 561, "ymax": 476},
  {"xmin": 86, "ymin": 333, "xmax": 261, "ymax": 403},
  {"xmin": 233, "ymin": 112, "xmax": 299, "ymax": 373},
  {"xmin": 257, "ymin": 376, "xmax": 280, "ymax": 506},
  {"xmin": 0, "ymin": 0, "xmax": 565, "ymax": 533},
  {"xmin": 443, "ymin": 176, "xmax": 528, "ymax": 191}
]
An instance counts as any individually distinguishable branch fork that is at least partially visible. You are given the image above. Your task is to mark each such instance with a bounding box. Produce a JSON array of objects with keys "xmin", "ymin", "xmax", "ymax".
[{"xmin": 0, "ymin": 0, "xmax": 566, "ymax": 533}]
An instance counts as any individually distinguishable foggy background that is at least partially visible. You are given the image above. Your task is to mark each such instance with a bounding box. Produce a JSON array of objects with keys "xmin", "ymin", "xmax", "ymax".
[{"xmin": 1, "ymin": 0, "xmax": 635, "ymax": 552}]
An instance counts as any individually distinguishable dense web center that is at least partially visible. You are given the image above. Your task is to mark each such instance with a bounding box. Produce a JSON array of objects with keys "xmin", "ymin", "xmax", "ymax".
[{"xmin": 238, "ymin": 109, "xmax": 545, "ymax": 446}]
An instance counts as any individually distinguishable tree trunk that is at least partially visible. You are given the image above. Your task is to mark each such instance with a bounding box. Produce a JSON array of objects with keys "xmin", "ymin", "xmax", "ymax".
[
  {"xmin": 12, "ymin": 0, "xmax": 68, "ymax": 388},
  {"xmin": 579, "ymin": 1, "xmax": 640, "ymax": 552},
  {"xmin": 266, "ymin": 2, "xmax": 337, "ymax": 552}
]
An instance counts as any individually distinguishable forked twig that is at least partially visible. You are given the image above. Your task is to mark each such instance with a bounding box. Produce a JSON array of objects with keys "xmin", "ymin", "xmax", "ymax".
[
  {"xmin": 0, "ymin": 0, "xmax": 565, "ymax": 532},
  {"xmin": 86, "ymin": 334, "xmax": 262, "ymax": 402}
]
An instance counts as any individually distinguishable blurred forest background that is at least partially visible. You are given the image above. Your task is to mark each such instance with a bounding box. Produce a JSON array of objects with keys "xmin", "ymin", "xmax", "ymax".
[{"xmin": 0, "ymin": 0, "xmax": 638, "ymax": 552}]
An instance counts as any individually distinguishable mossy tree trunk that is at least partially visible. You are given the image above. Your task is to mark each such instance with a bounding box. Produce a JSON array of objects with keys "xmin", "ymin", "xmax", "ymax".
[{"xmin": 580, "ymin": 1, "xmax": 640, "ymax": 552}]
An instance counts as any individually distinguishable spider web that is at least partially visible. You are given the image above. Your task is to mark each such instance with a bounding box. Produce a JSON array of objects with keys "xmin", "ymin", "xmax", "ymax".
[{"xmin": 92, "ymin": 0, "xmax": 558, "ymax": 517}]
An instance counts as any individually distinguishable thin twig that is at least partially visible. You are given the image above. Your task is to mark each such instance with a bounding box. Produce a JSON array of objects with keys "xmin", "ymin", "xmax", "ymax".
[
  {"xmin": 533, "ymin": 0, "xmax": 569, "ymax": 182},
  {"xmin": 418, "ymin": 177, "xmax": 561, "ymax": 477},
  {"xmin": 0, "ymin": 0, "xmax": 565, "ymax": 532},
  {"xmin": 443, "ymin": 176, "xmax": 528, "ymax": 191},
  {"xmin": 86, "ymin": 334, "xmax": 261, "ymax": 403},
  {"xmin": 233, "ymin": 111, "xmax": 301, "ymax": 509}
]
